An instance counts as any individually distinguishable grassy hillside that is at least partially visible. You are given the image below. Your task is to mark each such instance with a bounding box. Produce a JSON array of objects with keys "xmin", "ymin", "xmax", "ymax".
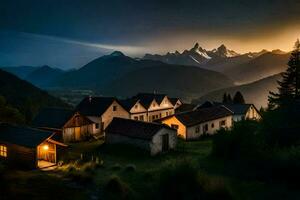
[
  {"xmin": 0, "ymin": 69, "xmax": 69, "ymax": 123},
  {"xmin": 193, "ymin": 73, "xmax": 282, "ymax": 108},
  {"xmin": 104, "ymin": 65, "xmax": 234, "ymax": 101}
]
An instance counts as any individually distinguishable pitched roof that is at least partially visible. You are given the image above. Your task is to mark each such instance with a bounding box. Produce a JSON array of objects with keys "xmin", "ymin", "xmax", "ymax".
[
  {"xmin": 32, "ymin": 107, "xmax": 74, "ymax": 129},
  {"xmin": 169, "ymin": 97, "xmax": 181, "ymax": 106},
  {"xmin": 119, "ymin": 98, "xmax": 140, "ymax": 111},
  {"xmin": 175, "ymin": 103, "xmax": 196, "ymax": 113},
  {"xmin": 222, "ymin": 104, "xmax": 252, "ymax": 115},
  {"xmin": 172, "ymin": 106, "xmax": 233, "ymax": 127},
  {"xmin": 199, "ymin": 101, "xmax": 253, "ymax": 115},
  {"xmin": 106, "ymin": 118, "xmax": 174, "ymax": 141},
  {"xmin": 75, "ymin": 96, "xmax": 117, "ymax": 116},
  {"xmin": 0, "ymin": 123, "xmax": 54, "ymax": 148},
  {"xmin": 133, "ymin": 93, "xmax": 167, "ymax": 108}
]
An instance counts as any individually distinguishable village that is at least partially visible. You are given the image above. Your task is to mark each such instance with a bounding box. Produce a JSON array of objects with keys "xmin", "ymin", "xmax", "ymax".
[{"xmin": 0, "ymin": 93, "xmax": 261, "ymax": 169}]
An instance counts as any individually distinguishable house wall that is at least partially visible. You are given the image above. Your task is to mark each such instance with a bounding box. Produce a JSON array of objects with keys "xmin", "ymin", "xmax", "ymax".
[
  {"xmin": 148, "ymin": 108, "xmax": 174, "ymax": 122},
  {"xmin": 161, "ymin": 116, "xmax": 187, "ymax": 139},
  {"xmin": 63, "ymin": 124, "xmax": 94, "ymax": 143},
  {"xmin": 0, "ymin": 142, "xmax": 37, "ymax": 169},
  {"xmin": 186, "ymin": 116, "xmax": 233, "ymax": 140},
  {"xmin": 102, "ymin": 101, "xmax": 130, "ymax": 131},
  {"xmin": 129, "ymin": 101, "xmax": 148, "ymax": 121},
  {"xmin": 105, "ymin": 134, "xmax": 151, "ymax": 152},
  {"xmin": 245, "ymin": 105, "xmax": 262, "ymax": 120},
  {"xmin": 150, "ymin": 128, "xmax": 177, "ymax": 155}
]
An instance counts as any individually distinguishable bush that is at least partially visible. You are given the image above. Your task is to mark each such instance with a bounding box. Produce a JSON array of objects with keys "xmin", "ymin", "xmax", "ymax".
[
  {"xmin": 111, "ymin": 163, "xmax": 122, "ymax": 171},
  {"xmin": 211, "ymin": 120, "xmax": 263, "ymax": 160},
  {"xmin": 157, "ymin": 160, "xmax": 232, "ymax": 200},
  {"xmin": 103, "ymin": 176, "xmax": 133, "ymax": 200},
  {"xmin": 124, "ymin": 164, "xmax": 136, "ymax": 172}
]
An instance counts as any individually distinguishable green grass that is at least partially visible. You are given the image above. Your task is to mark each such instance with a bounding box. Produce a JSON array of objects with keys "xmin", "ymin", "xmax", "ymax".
[{"xmin": 2, "ymin": 139, "xmax": 300, "ymax": 199}]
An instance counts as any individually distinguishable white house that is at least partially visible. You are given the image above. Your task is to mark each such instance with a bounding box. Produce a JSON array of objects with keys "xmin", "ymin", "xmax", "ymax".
[
  {"xmin": 75, "ymin": 96, "xmax": 130, "ymax": 136},
  {"xmin": 105, "ymin": 118, "xmax": 177, "ymax": 155},
  {"xmin": 161, "ymin": 106, "xmax": 233, "ymax": 140}
]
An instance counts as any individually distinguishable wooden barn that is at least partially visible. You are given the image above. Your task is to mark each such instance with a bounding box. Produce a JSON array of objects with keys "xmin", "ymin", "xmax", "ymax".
[
  {"xmin": 106, "ymin": 118, "xmax": 177, "ymax": 155},
  {"xmin": 62, "ymin": 112, "xmax": 99, "ymax": 142},
  {"xmin": 0, "ymin": 123, "xmax": 66, "ymax": 169}
]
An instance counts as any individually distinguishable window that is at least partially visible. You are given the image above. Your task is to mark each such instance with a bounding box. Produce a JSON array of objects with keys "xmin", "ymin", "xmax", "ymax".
[
  {"xmin": 219, "ymin": 120, "xmax": 226, "ymax": 127},
  {"xmin": 203, "ymin": 124, "xmax": 208, "ymax": 133},
  {"xmin": 211, "ymin": 123, "xmax": 214, "ymax": 128},
  {"xmin": 171, "ymin": 124, "xmax": 179, "ymax": 130},
  {"xmin": 0, "ymin": 145, "xmax": 7, "ymax": 158},
  {"xmin": 135, "ymin": 104, "xmax": 138, "ymax": 109},
  {"xmin": 113, "ymin": 105, "xmax": 117, "ymax": 111},
  {"xmin": 166, "ymin": 112, "xmax": 169, "ymax": 116},
  {"xmin": 139, "ymin": 115, "xmax": 144, "ymax": 121},
  {"xmin": 159, "ymin": 113, "xmax": 162, "ymax": 118},
  {"xmin": 134, "ymin": 116, "xmax": 139, "ymax": 120},
  {"xmin": 195, "ymin": 126, "xmax": 200, "ymax": 133},
  {"xmin": 95, "ymin": 123, "xmax": 100, "ymax": 129}
]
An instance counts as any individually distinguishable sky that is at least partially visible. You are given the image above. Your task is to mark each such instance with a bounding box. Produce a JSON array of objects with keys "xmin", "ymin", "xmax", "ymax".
[{"xmin": 1, "ymin": 0, "xmax": 300, "ymax": 69}]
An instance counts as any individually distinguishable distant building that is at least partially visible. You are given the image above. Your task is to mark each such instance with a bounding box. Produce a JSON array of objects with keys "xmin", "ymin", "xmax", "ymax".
[
  {"xmin": 0, "ymin": 123, "xmax": 66, "ymax": 169},
  {"xmin": 121, "ymin": 93, "xmax": 176, "ymax": 122},
  {"xmin": 120, "ymin": 99, "xmax": 148, "ymax": 121},
  {"xmin": 62, "ymin": 112, "xmax": 100, "ymax": 142},
  {"xmin": 106, "ymin": 118, "xmax": 177, "ymax": 155},
  {"xmin": 75, "ymin": 97, "xmax": 130, "ymax": 136},
  {"xmin": 161, "ymin": 106, "xmax": 233, "ymax": 140},
  {"xmin": 169, "ymin": 97, "xmax": 183, "ymax": 109},
  {"xmin": 198, "ymin": 101, "xmax": 262, "ymax": 122}
]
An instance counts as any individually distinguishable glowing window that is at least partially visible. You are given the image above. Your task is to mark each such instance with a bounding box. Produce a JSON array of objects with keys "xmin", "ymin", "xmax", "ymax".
[{"xmin": 0, "ymin": 145, "xmax": 7, "ymax": 157}]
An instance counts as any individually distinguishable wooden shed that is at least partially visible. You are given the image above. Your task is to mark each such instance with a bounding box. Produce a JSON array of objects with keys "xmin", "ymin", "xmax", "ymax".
[
  {"xmin": 106, "ymin": 118, "xmax": 177, "ymax": 155},
  {"xmin": 63, "ymin": 112, "xmax": 98, "ymax": 142},
  {"xmin": 0, "ymin": 123, "xmax": 66, "ymax": 169}
]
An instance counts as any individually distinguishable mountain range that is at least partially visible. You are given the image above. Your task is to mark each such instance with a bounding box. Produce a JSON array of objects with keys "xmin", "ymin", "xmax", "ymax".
[
  {"xmin": 144, "ymin": 43, "xmax": 289, "ymax": 84},
  {"xmin": 1, "ymin": 65, "xmax": 66, "ymax": 88},
  {"xmin": 0, "ymin": 69, "xmax": 68, "ymax": 122},
  {"xmin": 192, "ymin": 73, "xmax": 282, "ymax": 108},
  {"xmin": 52, "ymin": 51, "xmax": 234, "ymax": 101},
  {"xmin": 1, "ymin": 43, "xmax": 291, "ymax": 108}
]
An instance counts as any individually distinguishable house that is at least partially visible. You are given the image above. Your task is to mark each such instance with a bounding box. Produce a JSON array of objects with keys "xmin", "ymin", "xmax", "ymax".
[
  {"xmin": 0, "ymin": 123, "xmax": 66, "ymax": 169},
  {"xmin": 161, "ymin": 106, "xmax": 233, "ymax": 140},
  {"xmin": 62, "ymin": 112, "xmax": 100, "ymax": 143},
  {"xmin": 120, "ymin": 98, "xmax": 148, "ymax": 121},
  {"xmin": 198, "ymin": 101, "xmax": 262, "ymax": 122},
  {"xmin": 169, "ymin": 97, "xmax": 183, "ymax": 109},
  {"xmin": 106, "ymin": 118, "xmax": 177, "ymax": 155},
  {"xmin": 75, "ymin": 96, "xmax": 130, "ymax": 136},
  {"xmin": 130, "ymin": 93, "xmax": 175, "ymax": 122}
]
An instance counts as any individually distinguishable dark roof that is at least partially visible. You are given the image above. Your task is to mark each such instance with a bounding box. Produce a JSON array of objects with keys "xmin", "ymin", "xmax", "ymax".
[
  {"xmin": 175, "ymin": 103, "xmax": 196, "ymax": 113},
  {"xmin": 199, "ymin": 101, "xmax": 253, "ymax": 115},
  {"xmin": 75, "ymin": 96, "xmax": 117, "ymax": 116},
  {"xmin": 106, "ymin": 118, "xmax": 174, "ymax": 140},
  {"xmin": 0, "ymin": 123, "xmax": 54, "ymax": 148},
  {"xmin": 169, "ymin": 98, "xmax": 180, "ymax": 106},
  {"xmin": 222, "ymin": 104, "xmax": 252, "ymax": 115},
  {"xmin": 173, "ymin": 106, "xmax": 233, "ymax": 127},
  {"xmin": 134, "ymin": 93, "xmax": 167, "ymax": 108},
  {"xmin": 119, "ymin": 98, "xmax": 139, "ymax": 111},
  {"xmin": 32, "ymin": 107, "xmax": 74, "ymax": 129}
]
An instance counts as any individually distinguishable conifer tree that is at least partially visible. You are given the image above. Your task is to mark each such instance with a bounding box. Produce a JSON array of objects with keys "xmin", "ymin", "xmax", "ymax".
[
  {"xmin": 268, "ymin": 39, "xmax": 300, "ymax": 109},
  {"xmin": 222, "ymin": 93, "xmax": 228, "ymax": 103},
  {"xmin": 227, "ymin": 94, "xmax": 233, "ymax": 103},
  {"xmin": 233, "ymin": 91, "xmax": 245, "ymax": 104}
]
